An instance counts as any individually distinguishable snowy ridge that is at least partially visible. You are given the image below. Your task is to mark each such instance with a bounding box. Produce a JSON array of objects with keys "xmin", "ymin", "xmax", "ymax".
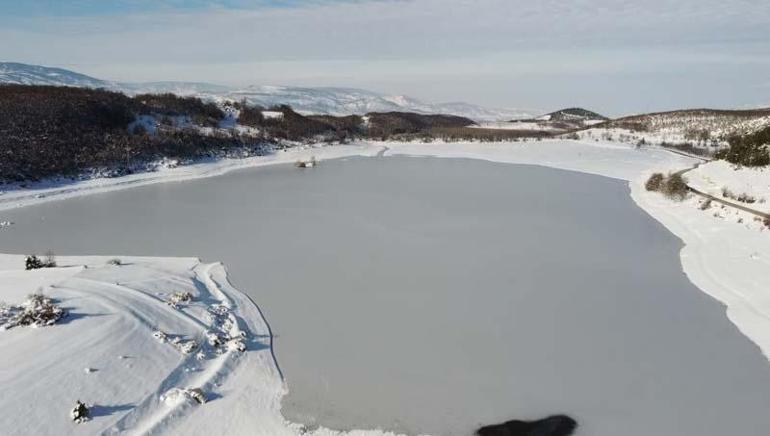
[{"xmin": 0, "ymin": 62, "xmax": 532, "ymax": 122}]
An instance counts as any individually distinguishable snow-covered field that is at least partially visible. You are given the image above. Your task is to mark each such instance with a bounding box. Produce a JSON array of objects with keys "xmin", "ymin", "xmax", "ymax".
[
  {"xmin": 687, "ymin": 160, "xmax": 770, "ymax": 214},
  {"xmin": 575, "ymin": 126, "xmax": 726, "ymax": 150},
  {"xmin": 0, "ymin": 254, "xmax": 408, "ymax": 436},
  {"xmin": 1, "ymin": 138, "xmax": 770, "ymax": 434}
]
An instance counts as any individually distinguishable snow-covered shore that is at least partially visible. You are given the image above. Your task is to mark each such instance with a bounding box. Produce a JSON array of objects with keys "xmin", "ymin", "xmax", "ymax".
[
  {"xmin": 383, "ymin": 141, "xmax": 770, "ymax": 361},
  {"xmin": 2, "ymin": 139, "xmax": 769, "ymax": 434},
  {"xmin": 0, "ymin": 144, "xmax": 385, "ymax": 212},
  {"xmin": 0, "ymin": 254, "xmax": 408, "ymax": 436},
  {"xmin": 686, "ymin": 160, "xmax": 770, "ymax": 214}
]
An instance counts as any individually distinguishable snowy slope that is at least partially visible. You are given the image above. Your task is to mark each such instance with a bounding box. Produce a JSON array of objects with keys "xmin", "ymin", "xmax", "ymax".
[
  {"xmin": 0, "ymin": 62, "xmax": 532, "ymax": 121},
  {"xmin": 687, "ymin": 160, "xmax": 770, "ymax": 213},
  {"xmin": 0, "ymin": 62, "xmax": 111, "ymax": 88},
  {"xmin": 606, "ymin": 109, "xmax": 770, "ymax": 142},
  {"xmin": 0, "ymin": 253, "xmax": 406, "ymax": 436}
]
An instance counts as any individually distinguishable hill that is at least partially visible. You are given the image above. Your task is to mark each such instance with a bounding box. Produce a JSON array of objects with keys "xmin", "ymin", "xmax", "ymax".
[
  {"xmin": 0, "ymin": 85, "xmax": 255, "ymax": 181},
  {"xmin": 0, "ymin": 62, "xmax": 533, "ymax": 122},
  {"xmin": 535, "ymin": 108, "xmax": 608, "ymax": 122},
  {"xmin": 0, "ymin": 85, "xmax": 507, "ymax": 181},
  {"xmin": 473, "ymin": 107, "xmax": 607, "ymax": 134},
  {"xmin": 605, "ymin": 108, "xmax": 770, "ymax": 141},
  {"xmin": 0, "ymin": 62, "xmax": 109, "ymax": 88}
]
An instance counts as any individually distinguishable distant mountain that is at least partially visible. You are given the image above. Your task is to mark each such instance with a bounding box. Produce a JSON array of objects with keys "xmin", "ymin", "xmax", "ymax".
[
  {"xmin": 0, "ymin": 62, "xmax": 110, "ymax": 88},
  {"xmin": 0, "ymin": 62, "xmax": 533, "ymax": 121},
  {"xmin": 121, "ymin": 81, "xmax": 233, "ymax": 95},
  {"xmin": 477, "ymin": 107, "xmax": 608, "ymax": 133},
  {"xmin": 535, "ymin": 108, "xmax": 608, "ymax": 122},
  {"xmin": 217, "ymin": 86, "xmax": 533, "ymax": 121}
]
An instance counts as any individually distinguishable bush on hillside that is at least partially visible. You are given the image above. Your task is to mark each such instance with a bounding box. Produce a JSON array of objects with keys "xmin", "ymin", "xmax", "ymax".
[
  {"xmin": 25, "ymin": 253, "xmax": 55, "ymax": 270},
  {"xmin": 0, "ymin": 85, "xmax": 264, "ymax": 181},
  {"xmin": 662, "ymin": 173, "xmax": 689, "ymax": 200},
  {"xmin": 134, "ymin": 93, "xmax": 224, "ymax": 127},
  {"xmin": 236, "ymin": 103, "xmax": 266, "ymax": 127},
  {"xmin": 645, "ymin": 173, "xmax": 665, "ymax": 191},
  {"xmin": 716, "ymin": 126, "xmax": 770, "ymax": 167},
  {"xmin": 645, "ymin": 172, "xmax": 688, "ymax": 201},
  {"xmin": 261, "ymin": 105, "xmax": 337, "ymax": 141},
  {"xmin": 365, "ymin": 112, "xmax": 475, "ymax": 139}
]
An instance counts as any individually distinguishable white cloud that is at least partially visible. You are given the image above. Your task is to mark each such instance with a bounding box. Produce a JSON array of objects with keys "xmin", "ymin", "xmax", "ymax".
[{"xmin": 1, "ymin": 0, "xmax": 769, "ymax": 114}]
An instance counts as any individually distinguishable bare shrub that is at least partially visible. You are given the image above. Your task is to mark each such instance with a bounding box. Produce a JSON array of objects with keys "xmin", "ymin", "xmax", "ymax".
[
  {"xmin": 26, "ymin": 252, "xmax": 57, "ymax": 270},
  {"xmin": 0, "ymin": 294, "xmax": 66, "ymax": 330},
  {"xmin": 166, "ymin": 291, "xmax": 193, "ymax": 308},
  {"xmin": 737, "ymin": 193, "xmax": 757, "ymax": 204},
  {"xmin": 236, "ymin": 104, "xmax": 265, "ymax": 127},
  {"xmin": 70, "ymin": 401, "xmax": 90, "ymax": 423},
  {"xmin": 645, "ymin": 173, "xmax": 665, "ymax": 191},
  {"xmin": 722, "ymin": 187, "xmax": 757, "ymax": 204},
  {"xmin": 662, "ymin": 173, "xmax": 689, "ymax": 201},
  {"xmin": 44, "ymin": 250, "xmax": 57, "ymax": 268}
]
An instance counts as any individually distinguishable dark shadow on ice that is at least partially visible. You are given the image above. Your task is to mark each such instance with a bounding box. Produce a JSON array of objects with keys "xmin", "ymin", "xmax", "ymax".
[
  {"xmin": 476, "ymin": 415, "xmax": 578, "ymax": 436},
  {"xmin": 204, "ymin": 392, "xmax": 223, "ymax": 403}
]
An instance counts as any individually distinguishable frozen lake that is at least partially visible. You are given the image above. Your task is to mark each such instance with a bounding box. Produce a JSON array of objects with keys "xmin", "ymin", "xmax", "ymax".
[{"xmin": 2, "ymin": 156, "xmax": 770, "ymax": 435}]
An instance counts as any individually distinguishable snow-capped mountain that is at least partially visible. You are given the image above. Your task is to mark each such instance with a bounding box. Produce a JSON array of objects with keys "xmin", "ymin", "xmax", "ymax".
[
  {"xmin": 219, "ymin": 86, "xmax": 533, "ymax": 121},
  {"xmin": 0, "ymin": 62, "xmax": 533, "ymax": 121},
  {"xmin": 121, "ymin": 81, "xmax": 233, "ymax": 95},
  {"xmin": 0, "ymin": 62, "xmax": 110, "ymax": 88}
]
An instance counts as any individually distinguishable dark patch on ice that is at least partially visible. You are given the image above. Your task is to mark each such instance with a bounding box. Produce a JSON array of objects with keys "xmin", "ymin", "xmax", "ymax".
[{"xmin": 476, "ymin": 415, "xmax": 577, "ymax": 436}]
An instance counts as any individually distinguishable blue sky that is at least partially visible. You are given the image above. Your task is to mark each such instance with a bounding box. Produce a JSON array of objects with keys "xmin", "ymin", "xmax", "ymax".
[{"xmin": 1, "ymin": 0, "xmax": 769, "ymax": 115}]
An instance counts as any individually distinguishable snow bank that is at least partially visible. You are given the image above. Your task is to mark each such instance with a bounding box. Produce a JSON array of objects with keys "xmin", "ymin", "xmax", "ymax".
[
  {"xmin": 0, "ymin": 254, "xmax": 410, "ymax": 436},
  {"xmin": 0, "ymin": 144, "xmax": 384, "ymax": 212}
]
